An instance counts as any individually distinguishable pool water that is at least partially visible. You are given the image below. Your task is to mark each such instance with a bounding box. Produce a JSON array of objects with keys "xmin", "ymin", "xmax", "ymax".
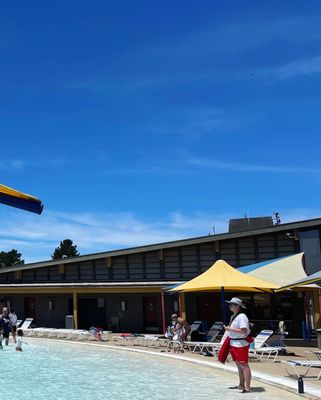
[{"xmin": 1, "ymin": 339, "xmax": 286, "ymax": 399}]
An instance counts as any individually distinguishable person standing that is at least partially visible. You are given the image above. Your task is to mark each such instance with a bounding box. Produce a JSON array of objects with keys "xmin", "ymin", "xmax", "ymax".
[
  {"xmin": 224, "ymin": 298, "xmax": 252, "ymax": 393},
  {"xmin": 9, "ymin": 308, "xmax": 18, "ymax": 344},
  {"xmin": 1, "ymin": 307, "xmax": 11, "ymax": 346}
]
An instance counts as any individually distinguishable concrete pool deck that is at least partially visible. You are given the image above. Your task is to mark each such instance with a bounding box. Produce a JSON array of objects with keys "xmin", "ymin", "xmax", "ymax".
[{"xmin": 101, "ymin": 342, "xmax": 321, "ymax": 399}]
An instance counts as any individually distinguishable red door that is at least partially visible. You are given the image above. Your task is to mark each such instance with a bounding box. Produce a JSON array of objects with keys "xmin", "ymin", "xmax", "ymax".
[
  {"xmin": 143, "ymin": 297, "xmax": 158, "ymax": 332},
  {"xmin": 24, "ymin": 297, "xmax": 36, "ymax": 322}
]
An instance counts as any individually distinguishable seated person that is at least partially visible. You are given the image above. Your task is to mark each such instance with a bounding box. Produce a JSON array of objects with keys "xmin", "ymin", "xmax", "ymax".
[{"xmin": 165, "ymin": 314, "xmax": 178, "ymax": 339}]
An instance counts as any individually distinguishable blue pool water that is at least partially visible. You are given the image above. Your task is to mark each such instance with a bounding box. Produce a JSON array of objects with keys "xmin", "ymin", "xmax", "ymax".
[{"xmin": 1, "ymin": 339, "xmax": 286, "ymax": 399}]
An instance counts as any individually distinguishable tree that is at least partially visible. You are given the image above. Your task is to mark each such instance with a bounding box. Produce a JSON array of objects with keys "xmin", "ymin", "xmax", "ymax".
[
  {"xmin": 51, "ymin": 239, "xmax": 80, "ymax": 260},
  {"xmin": 0, "ymin": 249, "xmax": 24, "ymax": 268}
]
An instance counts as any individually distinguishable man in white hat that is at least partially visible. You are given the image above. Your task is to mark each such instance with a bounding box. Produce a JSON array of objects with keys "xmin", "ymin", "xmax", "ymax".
[{"xmin": 224, "ymin": 298, "xmax": 252, "ymax": 393}]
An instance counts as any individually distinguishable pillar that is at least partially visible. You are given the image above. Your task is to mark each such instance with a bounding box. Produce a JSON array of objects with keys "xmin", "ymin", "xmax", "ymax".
[{"xmin": 73, "ymin": 291, "xmax": 78, "ymax": 330}]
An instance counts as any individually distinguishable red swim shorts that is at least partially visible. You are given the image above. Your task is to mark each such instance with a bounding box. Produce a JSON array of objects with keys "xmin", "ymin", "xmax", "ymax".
[{"xmin": 230, "ymin": 345, "xmax": 250, "ymax": 363}]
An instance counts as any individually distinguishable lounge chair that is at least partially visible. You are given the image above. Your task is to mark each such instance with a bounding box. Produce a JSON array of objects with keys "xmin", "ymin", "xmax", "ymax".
[
  {"xmin": 109, "ymin": 316, "xmax": 120, "ymax": 332},
  {"xmin": 282, "ymin": 360, "xmax": 321, "ymax": 380},
  {"xmin": 249, "ymin": 329, "xmax": 286, "ymax": 362},
  {"xmin": 186, "ymin": 320, "xmax": 202, "ymax": 341},
  {"xmin": 18, "ymin": 318, "xmax": 33, "ymax": 335},
  {"xmin": 305, "ymin": 350, "xmax": 321, "ymax": 361},
  {"xmin": 183, "ymin": 322, "xmax": 224, "ymax": 353},
  {"xmin": 16, "ymin": 319, "xmax": 22, "ymax": 328}
]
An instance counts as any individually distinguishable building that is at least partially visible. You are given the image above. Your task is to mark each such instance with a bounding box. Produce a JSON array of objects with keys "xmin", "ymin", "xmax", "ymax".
[{"xmin": 0, "ymin": 216, "xmax": 320, "ymax": 337}]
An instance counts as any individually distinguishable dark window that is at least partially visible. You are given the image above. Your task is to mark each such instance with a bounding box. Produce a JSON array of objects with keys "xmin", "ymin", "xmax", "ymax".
[{"xmin": 299, "ymin": 229, "xmax": 321, "ymax": 274}]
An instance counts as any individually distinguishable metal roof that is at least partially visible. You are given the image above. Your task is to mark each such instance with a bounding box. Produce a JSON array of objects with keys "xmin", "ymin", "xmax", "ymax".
[{"xmin": 0, "ymin": 281, "xmax": 184, "ymax": 288}]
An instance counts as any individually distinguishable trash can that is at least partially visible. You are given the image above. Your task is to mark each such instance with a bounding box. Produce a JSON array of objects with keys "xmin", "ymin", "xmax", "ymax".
[
  {"xmin": 316, "ymin": 329, "xmax": 321, "ymax": 349},
  {"xmin": 65, "ymin": 315, "xmax": 74, "ymax": 329}
]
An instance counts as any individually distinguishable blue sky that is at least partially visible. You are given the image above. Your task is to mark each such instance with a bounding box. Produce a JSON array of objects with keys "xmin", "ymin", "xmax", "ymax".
[{"xmin": 1, "ymin": 1, "xmax": 321, "ymax": 262}]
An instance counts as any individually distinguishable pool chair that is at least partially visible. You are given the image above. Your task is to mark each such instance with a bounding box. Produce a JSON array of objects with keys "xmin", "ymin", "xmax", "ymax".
[
  {"xmin": 109, "ymin": 316, "xmax": 120, "ymax": 332},
  {"xmin": 281, "ymin": 360, "xmax": 321, "ymax": 380},
  {"xmin": 305, "ymin": 350, "xmax": 321, "ymax": 361},
  {"xmin": 16, "ymin": 319, "xmax": 22, "ymax": 328},
  {"xmin": 198, "ymin": 332, "xmax": 228, "ymax": 356},
  {"xmin": 186, "ymin": 321, "xmax": 203, "ymax": 341},
  {"xmin": 183, "ymin": 322, "xmax": 224, "ymax": 353},
  {"xmin": 18, "ymin": 318, "xmax": 34, "ymax": 336},
  {"xmin": 249, "ymin": 329, "xmax": 285, "ymax": 362}
]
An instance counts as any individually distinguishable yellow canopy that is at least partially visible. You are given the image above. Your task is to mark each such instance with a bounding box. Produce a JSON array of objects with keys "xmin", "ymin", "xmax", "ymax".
[{"xmin": 169, "ymin": 259, "xmax": 279, "ymax": 292}]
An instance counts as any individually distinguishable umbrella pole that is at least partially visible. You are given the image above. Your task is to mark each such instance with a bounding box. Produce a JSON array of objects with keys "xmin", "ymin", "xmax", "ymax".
[{"xmin": 221, "ymin": 287, "xmax": 227, "ymax": 324}]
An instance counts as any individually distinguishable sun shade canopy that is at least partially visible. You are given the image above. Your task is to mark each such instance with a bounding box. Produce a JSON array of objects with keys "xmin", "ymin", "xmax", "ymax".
[
  {"xmin": 238, "ymin": 253, "xmax": 313, "ymax": 288},
  {"xmin": 0, "ymin": 184, "xmax": 44, "ymax": 215},
  {"xmin": 276, "ymin": 270, "xmax": 321, "ymax": 291},
  {"xmin": 169, "ymin": 259, "xmax": 279, "ymax": 293}
]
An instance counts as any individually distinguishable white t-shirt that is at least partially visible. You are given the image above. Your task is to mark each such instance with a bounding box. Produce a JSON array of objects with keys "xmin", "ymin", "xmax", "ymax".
[
  {"xmin": 228, "ymin": 313, "xmax": 250, "ymax": 348},
  {"xmin": 16, "ymin": 337, "xmax": 23, "ymax": 348},
  {"xmin": 10, "ymin": 313, "xmax": 17, "ymax": 326}
]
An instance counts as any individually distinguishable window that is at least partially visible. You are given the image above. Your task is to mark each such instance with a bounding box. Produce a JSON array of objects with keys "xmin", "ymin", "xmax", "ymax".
[
  {"xmin": 173, "ymin": 299, "xmax": 179, "ymax": 313},
  {"xmin": 120, "ymin": 300, "xmax": 127, "ymax": 312},
  {"xmin": 48, "ymin": 300, "xmax": 54, "ymax": 312},
  {"xmin": 300, "ymin": 229, "xmax": 321, "ymax": 274}
]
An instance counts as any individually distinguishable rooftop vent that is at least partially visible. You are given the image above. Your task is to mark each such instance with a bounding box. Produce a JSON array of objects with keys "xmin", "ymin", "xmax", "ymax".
[{"xmin": 228, "ymin": 216, "xmax": 274, "ymax": 233}]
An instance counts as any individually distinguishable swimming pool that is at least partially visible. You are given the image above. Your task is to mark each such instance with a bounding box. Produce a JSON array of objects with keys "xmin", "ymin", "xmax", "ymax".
[{"xmin": 2, "ymin": 339, "xmax": 291, "ymax": 399}]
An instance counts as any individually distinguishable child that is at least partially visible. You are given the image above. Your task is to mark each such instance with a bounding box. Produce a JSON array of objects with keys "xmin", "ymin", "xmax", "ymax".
[
  {"xmin": 173, "ymin": 317, "xmax": 185, "ymax": 353},
  {"xmin": 16, "ymin": 329, "xmax": 27, "ymax": 351}
]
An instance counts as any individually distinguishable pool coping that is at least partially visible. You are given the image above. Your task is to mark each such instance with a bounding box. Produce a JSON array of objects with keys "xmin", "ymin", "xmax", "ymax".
[{"xmin": 34, "ymin": 338, "xmax": 321, "ymax": 399}]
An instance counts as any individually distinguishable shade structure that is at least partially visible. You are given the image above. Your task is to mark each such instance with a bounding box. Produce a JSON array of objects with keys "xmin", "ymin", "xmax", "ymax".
[
  {"xmin": 237, "ymin": 253, "xmax": 314, "ymax": 288},
  {"xmin": 0, "ymin": 184, "xmax": 43, "ymax": 215},
  {"xmin": 276, "ymin": 270, "xmax": 321, "ymax": 291},
  {"xmin": 169, "ymin": 259, "xmax": 279, "ymax": 324},
  {"xmin": 169, "ymin": 259, "xmax": 279, "ymax": 293}
]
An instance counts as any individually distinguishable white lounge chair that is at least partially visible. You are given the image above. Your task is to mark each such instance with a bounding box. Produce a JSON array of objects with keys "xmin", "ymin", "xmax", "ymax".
[
  {"xmin": 249, "ymin": 329, "xmax": 285, "ymax": 362},
  {"xmin": 282, "ymin": 360, "xmax": 321, "ymax": 380},
  {"xmin": 184, "ymin": 322, "xmax": 224, "ymax": 353},
  {"xmin": 18, "ymin": 318, "xmax": 34, "ymax": 335},
  {"xmin": 305, "ymin": 350, "xmax": 321, "ymax": 361}
]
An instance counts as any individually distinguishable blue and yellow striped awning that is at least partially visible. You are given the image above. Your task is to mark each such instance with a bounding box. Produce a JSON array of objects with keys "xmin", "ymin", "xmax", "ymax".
[{"xmin": 0, "ymin": 184, "xmax": 43, "ymax": 214}]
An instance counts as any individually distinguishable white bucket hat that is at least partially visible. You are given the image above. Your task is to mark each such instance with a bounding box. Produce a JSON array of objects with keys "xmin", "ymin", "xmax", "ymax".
[{"xmin": 225, "ymin": 297, "xmax": 246, "ymax": 309}]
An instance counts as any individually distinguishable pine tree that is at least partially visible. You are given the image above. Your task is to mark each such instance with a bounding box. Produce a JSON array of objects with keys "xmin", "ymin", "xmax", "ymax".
[
  {"xmin": 0, "ymin": 249, "xmax": 24, "ymax": 267},
  {"xmin": 51, "ymin": 239, "xmax": 80, "ymax": 259}
]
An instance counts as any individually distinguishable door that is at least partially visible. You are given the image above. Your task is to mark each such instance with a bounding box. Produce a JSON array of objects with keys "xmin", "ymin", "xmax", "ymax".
[
  {"xmin": 77, "ymin": 298, "xmax": 106, "ymax": 330},
  {"xmin": 143, "ymin": 297, "xmax": 158, "ymax": 332},
  {"xmin": 24, "ymin": 297, "xmax": 36, "ymax": 322}
]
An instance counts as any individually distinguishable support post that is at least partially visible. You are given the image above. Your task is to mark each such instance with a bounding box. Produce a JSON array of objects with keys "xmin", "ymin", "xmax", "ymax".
[
  {"xmin": 317, "ymin": 289, "xmax": 321, "ymax": 328},
  {"xmin": 73, "ymin": 291, "xmax": 78, "ymax": 330},
  {"xmin": 161, "ymin": 290, "xmax": 166, "ymax": 334},
  {"xmin": 221, "ymin": 287, "xmax": 227, "ymax": 324},
  {"xmin": 179, "ymin": 293, "xmax": 186, "ymax": 321}
]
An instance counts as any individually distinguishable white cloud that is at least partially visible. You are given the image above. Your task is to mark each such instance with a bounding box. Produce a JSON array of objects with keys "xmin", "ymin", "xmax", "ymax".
[
  {"xmin": 187, "ymin": 157, "xmax": 321, "ymax": 174},
  {"xmin": 0, "ymin": 207, "xmax": 320, "ymax": 264},
  {"xmin": 0, "ymin": 209, "xmax": 229, "ymax": 263},
  {"xmin": 276, "ymin": 54, "xmax": 321, "ymax": 79},
  {"xmin": 0, "ymin": 159, "xmax": 27, "ymax": 171}
]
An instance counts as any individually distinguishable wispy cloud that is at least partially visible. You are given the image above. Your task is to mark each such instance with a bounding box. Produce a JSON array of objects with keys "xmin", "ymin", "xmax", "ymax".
[
  {"xmin": 1, "ymin": 207, "xmax": 320, "ymax": 264},
  {"xmin": 0, "ymin": 209, "xmax": 230, "ymax": 263},
  {"xmin": 0, "ymin": 159, "xmax": 27, "ymax": 172},
  {"xmin": 187, "ymin": 157, "xmax": 321, "ymax": 175},
  {"xmin": 276, "ymin": 54, "xmax": 321, "ymax": 79},
  {"xmin": 142, "ymin": 15, "xmax": 321, "ymax": 60}
]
